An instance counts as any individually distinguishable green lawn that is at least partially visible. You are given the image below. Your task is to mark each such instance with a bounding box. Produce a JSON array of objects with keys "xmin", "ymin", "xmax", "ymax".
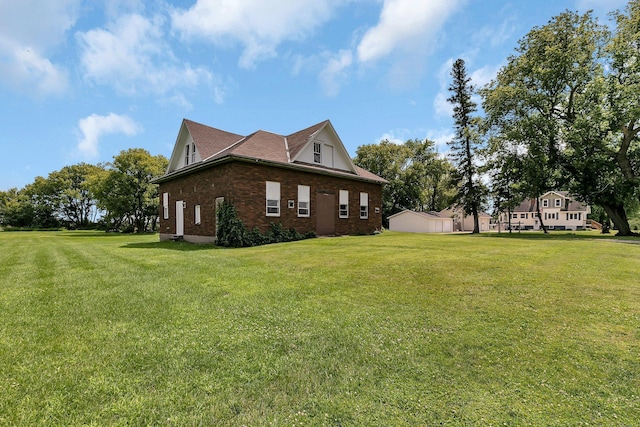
[{"xmin": 1, "ymin": 230, "xmax": 639, "ymax": 426}]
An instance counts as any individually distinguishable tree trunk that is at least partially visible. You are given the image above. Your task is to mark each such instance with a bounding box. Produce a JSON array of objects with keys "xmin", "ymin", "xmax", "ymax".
[
  {"xmin": 535, "ymin": 197, "xmax": 548, "ymax": 234},
  {"xmin": 602, "ymin": 203, "xmax": 636, "ymax": 236},
  {"xmin": 472, "ymin": 205, "xmax": 480, "ymax": 234}
]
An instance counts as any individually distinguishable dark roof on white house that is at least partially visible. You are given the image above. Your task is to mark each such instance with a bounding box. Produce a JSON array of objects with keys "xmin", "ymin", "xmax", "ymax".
[{"xmin": 512, "ymin": 192, "xmax": 589, "ymax": 212}]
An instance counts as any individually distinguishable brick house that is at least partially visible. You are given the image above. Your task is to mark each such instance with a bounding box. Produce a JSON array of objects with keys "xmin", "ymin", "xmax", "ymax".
[{"xmin": 153, "ymin": 119, "xmax": 386, "ymax": 243}]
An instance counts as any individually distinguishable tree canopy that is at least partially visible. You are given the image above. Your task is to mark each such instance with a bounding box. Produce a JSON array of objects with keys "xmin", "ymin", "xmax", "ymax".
[
  {"xmin": 482, "ymin": 2, "xmax": 640, "ymax": 235},
  {"xmin": 353, "ymin": 138, "xmax": 456, "ymax": 226}
]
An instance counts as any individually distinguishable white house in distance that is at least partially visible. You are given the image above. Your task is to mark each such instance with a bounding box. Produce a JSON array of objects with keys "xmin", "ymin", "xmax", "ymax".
[
  {"xmin": 388, "ymin": 210, "xmax": 454, "ymax": 233},
  {"xmin": 438, "ymin": 208, "xmax": 492, "ymax": 232},
  {"xmin": 499, "ymin": 191, "xmax": 590, "ymax": 231}
]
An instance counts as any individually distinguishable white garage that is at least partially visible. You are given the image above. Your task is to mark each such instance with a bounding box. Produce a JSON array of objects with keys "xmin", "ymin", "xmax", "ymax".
[{"xmin": 388, "ymin": 210, "xmax": 454, "ymax": 233}]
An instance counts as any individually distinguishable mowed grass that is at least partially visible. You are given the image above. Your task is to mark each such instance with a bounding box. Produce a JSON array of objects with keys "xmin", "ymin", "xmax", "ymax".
[{"xmin": 0, "ymin": 231, "xmax": 639, "ymax": 426}]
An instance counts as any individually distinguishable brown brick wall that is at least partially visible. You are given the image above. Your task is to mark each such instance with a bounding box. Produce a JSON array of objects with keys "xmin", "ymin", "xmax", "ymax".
[{"xmin": 158, "ymin": 160, "xmax": 383, "ymax": 239}]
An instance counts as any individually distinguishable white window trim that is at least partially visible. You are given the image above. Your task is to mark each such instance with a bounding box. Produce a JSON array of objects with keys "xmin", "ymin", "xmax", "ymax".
[
  {"xmin": 185, "ymin": 144, "xmax": 190, "ymax": 166},
  {"xmin": 555, "ymin": 198, "xmax": 561, "ymax": 207},
  {"xmin": 162, "ymin": 192, "xmax": 169, "ymax": 219},
  {"xmin": 542, "ymin": 199, "xmax": 549, "ymax": 208},
  {"xmin": 194, "ymin": 204, "xmax": 201, "ymax": 225},
  {"xmin": 339, "ymin": 190, "xmax": 349, "ymax": 218},
  {"xmin": 313, "ymin": 142, "xmax": 322, "ymax": 164},
  {"xmin": 297, "ymin": 185, "xmax": 310, "ymax": 217},
  {"xmin": 266, "ymin": 181, "xmax": 281, "ymax": 217},
  {"xmin": 191, "ymin": 142, "xmax": 196, "ymax": 164},
  {"xmin": 360, "ymin": 192, "xmax": 369, "ymax": 220}
]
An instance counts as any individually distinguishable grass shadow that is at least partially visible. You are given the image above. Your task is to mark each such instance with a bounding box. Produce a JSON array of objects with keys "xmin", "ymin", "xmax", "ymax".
[
  {"xmin": 122, "ymin": 241, "xmax": 220, "ymax": 251},
  {"xmin": 472, "ymin": 231, "xmax": 640, "ymax": 242}
]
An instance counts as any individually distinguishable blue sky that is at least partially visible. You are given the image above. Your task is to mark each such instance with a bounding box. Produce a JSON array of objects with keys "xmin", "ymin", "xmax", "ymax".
[{"xmin": 0, "ymin": 0, "xmax": 628, "ymax": 190}]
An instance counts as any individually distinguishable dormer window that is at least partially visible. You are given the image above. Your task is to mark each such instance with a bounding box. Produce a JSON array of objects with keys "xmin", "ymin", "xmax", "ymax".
[
  {"xmin": 313, "ymin": 142, "xmax": 322, "ymax": 164},
  {"xmin": 191, "ymin": 143, "xmax": 196, "ymax": 164},
  {"xmin": 555, "ymin": 198, "xmax": 561, "ymax": 208},
  {"xmin": 184, "ymin": 144, "xmax": 190, "ymax": 166}
]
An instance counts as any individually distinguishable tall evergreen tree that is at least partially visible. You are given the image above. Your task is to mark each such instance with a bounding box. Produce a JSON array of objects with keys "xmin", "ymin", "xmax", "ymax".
[{"xmin": 447, "ymin": 58, "xmax": 485, "ymax": 233}]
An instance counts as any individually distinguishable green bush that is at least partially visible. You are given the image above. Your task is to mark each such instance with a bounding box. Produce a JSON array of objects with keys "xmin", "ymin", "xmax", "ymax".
[{"xmin": 215, "ymin": 201, "xmax": 314, "ymax": 247}]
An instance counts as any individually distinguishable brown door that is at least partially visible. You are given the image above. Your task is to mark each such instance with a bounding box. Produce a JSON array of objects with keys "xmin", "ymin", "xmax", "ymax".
[{"xmin": 316, "ymin": 191, "xmax": 335, "ymax": 236}]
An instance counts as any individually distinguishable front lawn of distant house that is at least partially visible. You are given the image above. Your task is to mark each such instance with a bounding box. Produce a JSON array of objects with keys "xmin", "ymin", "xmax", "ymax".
[{"xmin": 1, "ymin": 231, "xmax": 639, "ymax": 425}]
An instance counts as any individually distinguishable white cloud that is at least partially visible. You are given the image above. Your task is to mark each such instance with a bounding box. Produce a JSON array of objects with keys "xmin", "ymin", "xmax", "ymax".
[
  {"xmin": 357, "ymin": 0, "xmax": 463, "ymax": 64},
  {"xmin": 0, "ymin": 44, "xmax": 69, "ymax": 96},
  {"xmin": 77, "ymin": 113, "xmax": 141, "ymax": 158},
  {"xmin": 77, "ymin": 13, "xmax": 215, "ymax": 101},
  {"xmin": 171, "ymin": 0, "xmax": 339, "ymax": 69},
  {"xmin": 426, "ymin": 129, "xmax": 454, "ymax": 155},
  {"xmin": 0, "ymin": 0, "xmax": 79, "ymax": 95},
  {"xmin": 433, "ymin": 58, "xmax": 500, "ymax": 118},
  {"xmin": 319, "ymin": 50, "xmax": 353, "ymax": 97}
]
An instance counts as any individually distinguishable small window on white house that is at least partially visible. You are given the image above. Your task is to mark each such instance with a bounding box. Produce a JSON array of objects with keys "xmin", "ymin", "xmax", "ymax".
[
  {"xmin": 339, "ymin": 190, "xmax": 349, "ymax": 218},
  {"xmin": 313, "ymin": 142, "xmax": 322, "ymax": 164},
  {"xmin": 543, "ymin": 199, "xmax": 549, "ymax": 208},
  {"xmin": 162, "ymin": 192, "xmax": 169, "ymax": 219},
  {"xmin": 298, "ymin": 185, "xmax": 310, "ymax": 217},
  {"xmin": 360, "ymin": 192, "xmax": 369, "ymax": 219},
  {"xmin": 512, "ymin": 213, "xmax": 518, "ymax": 219},
  {"xmin": 195, "ymin": 204, "xmax": 201, "ymax": 225},
  {"xmin": 520, "ymin": 213, "xmax": 526, "ymax": 219},
  {"xmin": 191, "ymin": 143, "xmax": 196, "ymax": 164},
  {"xmin": 266, "ymin": 181, "xmax": 280, "ymax": 216},
  {"xmin": 555, "ymin": 198, "xmax": 561, "ymax": 207},
  {"xmin": 185, "ymin": 144, "xmax": 190, "ymax": 166}
]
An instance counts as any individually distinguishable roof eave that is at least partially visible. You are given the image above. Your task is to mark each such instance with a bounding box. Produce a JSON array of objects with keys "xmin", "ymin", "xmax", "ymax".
[{"xmin": 152, "ymin": 154, "xmax": 387, "ymax": 185}]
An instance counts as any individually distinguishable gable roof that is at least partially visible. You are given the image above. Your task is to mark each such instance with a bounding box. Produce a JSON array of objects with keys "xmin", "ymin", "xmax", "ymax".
[
  {"xmin": 512, "ymin": 193, "xmax": 589, "ymax": 212},
  {"xmin": 155, "ymin": 118, "xmax": 387, "ymax": 185},
  {"xmin": 388, "ymin": 210, "xmax": 452, "ymax": 220}
]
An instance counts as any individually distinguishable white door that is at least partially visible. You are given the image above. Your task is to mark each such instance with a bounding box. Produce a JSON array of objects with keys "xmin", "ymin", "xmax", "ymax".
[{"xmin": 175, "ymin": 200, "xmax": 184, "ymax": 236}]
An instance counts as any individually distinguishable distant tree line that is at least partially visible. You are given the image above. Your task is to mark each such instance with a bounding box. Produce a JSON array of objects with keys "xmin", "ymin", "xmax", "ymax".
[
  {"xmin": 0, "ymin": 149, "xmax": 167, "ymax": 232},
  {"xmin": 353, "ymin": 138, "xmax": 458, "ymax": 227}
]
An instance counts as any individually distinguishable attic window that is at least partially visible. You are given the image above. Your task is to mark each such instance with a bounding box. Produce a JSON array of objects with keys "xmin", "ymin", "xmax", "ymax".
[
  {"xmin": 184, "ymin": 144, "xmax": 190, "ymax": 166},
  {"xmin": 313, "ymin": 142, "xmax": 321, "ymax": 164},
  {"xmin": 191, "ymin": 143, "xmax": 196, "ymax": 164},
  {"xmin": 555, "ymin": 198, "xmax": 561, "ymax": 207}
]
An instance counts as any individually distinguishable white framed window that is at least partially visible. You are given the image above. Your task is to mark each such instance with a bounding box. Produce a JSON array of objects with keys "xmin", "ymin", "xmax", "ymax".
[
  {"xmin": 313, "ymin": 142, "xmax": 321, "ymax": 164},
  {"xmin": 360, "ymin": 192, "xmax": 369, "ymax": 219},
  {"xmin": 339, "ymin": 190, "xmax": 349, "ymax": 218},
  {"xmin": 512, "ymin": 213, "xmax": 518, "ymax": 219},
  {"xmin": 520, "ymin": 213, "xmax": 526, "ymax": 219},
  {"xmin": 194, "ymin": 204, "xmax": 201, "ymax": 225},
  {"xmin": 266, "ymin": 181, "xmax": 280, "ymax": 216},
  {"xmin": 162, "ymin": 192, "xmax": 169, "ymax": 219},
  {"xmin": 191, "ymin": 143, "xmax": 196, "ymax": 164},
  {"xmin": 298, "ymin": 185, "xmax": 310, "ymax": 217},
  {"xmin": 542, "ymin": 199, "xmax": 549, "ymax": 208},
  {"xmin": 185, "ymin": 144, "xmax": 190, "ymax": 166},
  {"xmin": 555, "ymin": 198, "xmax": 561, "ymax": 207},
  {"xmin": 288, "ymin": 200, "xmax": 295, "ymax": 209}
]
